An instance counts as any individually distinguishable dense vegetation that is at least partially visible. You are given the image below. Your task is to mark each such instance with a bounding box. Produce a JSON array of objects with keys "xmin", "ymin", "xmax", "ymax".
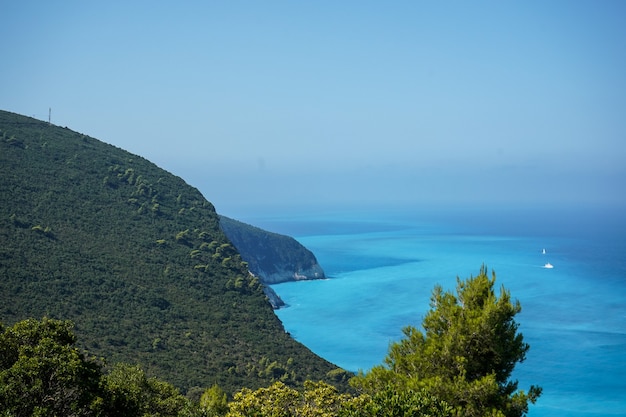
[
  {"xmin": 0, "ymin": 110, "xmax": 348, "ymax": 394},
  {"xmin": 0, "ymin": 318, "xmax": 198, "ymax": 416},
  {"xmin": 1, "ymin": 269, "xmax": 540, "ymax": 416}
]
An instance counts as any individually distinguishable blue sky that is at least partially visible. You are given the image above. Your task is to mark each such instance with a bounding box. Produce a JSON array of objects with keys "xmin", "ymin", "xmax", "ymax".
[{"xmin": 2, "ymin": 1, "xmax": 625, "ymax": 214}]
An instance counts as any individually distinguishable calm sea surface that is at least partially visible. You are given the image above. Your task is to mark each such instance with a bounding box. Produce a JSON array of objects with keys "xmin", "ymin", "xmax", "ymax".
[{"xmin": 236, "ymin": 205, "xmax": 626, "ymax": 417}]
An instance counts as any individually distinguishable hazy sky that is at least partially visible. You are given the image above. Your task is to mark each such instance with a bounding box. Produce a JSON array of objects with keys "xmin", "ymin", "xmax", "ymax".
[{"xmin": 2, "ymin": 1, "xmax": 625, "ymax": 214}]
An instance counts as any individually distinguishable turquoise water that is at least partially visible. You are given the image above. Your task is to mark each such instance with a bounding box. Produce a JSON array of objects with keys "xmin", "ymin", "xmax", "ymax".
[{"xmin": 239, "ymin": 206, "xmax": 626, "ymax": 416}]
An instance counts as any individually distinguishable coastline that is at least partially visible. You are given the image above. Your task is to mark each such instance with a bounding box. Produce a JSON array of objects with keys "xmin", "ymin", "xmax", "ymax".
[{"xmin": 259, "ymin": 205, "xmax": 626, "ymax": 417}]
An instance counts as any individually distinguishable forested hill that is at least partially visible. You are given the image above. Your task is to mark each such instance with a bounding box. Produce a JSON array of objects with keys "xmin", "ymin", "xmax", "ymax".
[{"xmin": 0, "ymin": 110, "xmax": 348, "ymax": 394}]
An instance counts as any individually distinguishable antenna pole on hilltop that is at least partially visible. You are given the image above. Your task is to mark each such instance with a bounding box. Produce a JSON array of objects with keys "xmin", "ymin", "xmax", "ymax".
[{"xmin": 48, "ymin": 108, "xmax": 51, "ymax": 124}]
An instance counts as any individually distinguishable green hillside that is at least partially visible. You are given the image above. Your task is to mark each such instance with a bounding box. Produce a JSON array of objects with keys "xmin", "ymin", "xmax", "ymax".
[{"xmin": 0, "ymin": 110, "xmax": 349, "ymax": 394}]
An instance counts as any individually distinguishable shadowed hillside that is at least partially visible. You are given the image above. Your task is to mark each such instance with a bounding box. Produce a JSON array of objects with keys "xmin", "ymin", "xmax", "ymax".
[
  {"xmin": 220, "ymin": 216, "xmax": 325, "ymax": 285},
  {"xmin": 220, "ymin": 216, "xmax": 326, "ymax": 308},
  {"xmin": 0, "ymin": 110, "xmax": 350, "ymax": 394}
]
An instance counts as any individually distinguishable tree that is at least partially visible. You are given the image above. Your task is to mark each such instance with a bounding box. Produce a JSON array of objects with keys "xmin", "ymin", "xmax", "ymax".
[
  {"xmin": 0, "ymin": 318, "xmax": 200, "ymax": 417},
  {"xmin": 351, "ymin": 266, "xmax": 541, "ymax": 417},
  {"xmin": 370, "ymin": 385, "xmax": 452, "ymax": 417},
  {"xmin": 0, "ymin": 318, "xmax": 103, "ymax": 417},
  {"xmin": 338, "ymin": 385, "xmax": 453, "ymax": 417},
  {"xmin": 102, "ymin": 362, "xmax": 198, "ymax": 417},
  {"xmin": 200, "ymin": 384, "xmax": 228, "ymax": 417},
  {"xmin": 227, "ymin": 381, "xmax": 351, "ymax": 417},
  {"xmin": 226, "ymin": 380, "xmax": 452, "ymax": 417}
]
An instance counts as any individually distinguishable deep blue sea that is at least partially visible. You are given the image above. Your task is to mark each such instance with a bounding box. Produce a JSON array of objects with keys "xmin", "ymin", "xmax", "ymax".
[{"xmin": 236, "ymin": 205, "xmax": 626, "ymax": 417}]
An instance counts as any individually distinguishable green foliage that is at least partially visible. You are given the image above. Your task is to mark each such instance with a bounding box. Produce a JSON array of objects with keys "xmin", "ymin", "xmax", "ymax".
[
  {"xmin": 200, "ymin": 384, "xmax": 229, "ymax": 417},
  {"xmin": 338, "ymin": 386, "xmax": 453, "ymax": 417},
  {"xmin": 227, "ymin": 381, "xmax": 351, "ymax": 417},
  {"xmin": 0, "ymin": 318, "xmax": 102, "ymax": 416},
  {"xmin": 0, "ymin": 110, "xmax": 346, "ymax": 394},
  {"xmin": 0, "ymin": 317, "xmax": 453, "ymax": 417},
  {"xmin": 351, "ymin": 266, "xmax": 541, "ymax": 417},
  {"xmin": 0, "ymin": 318, "xmax": 199, "ymax": 417},
  {"xmin": 102, "ymin": 363, "xmax": 197, "ymax": 417},
  {"xmin": 0, "ymin": 270, "xmax": 542, "ymax": 417},
  {"xmin": 225, "ymin": 380, "xmax": 452, "ymax": 417}
]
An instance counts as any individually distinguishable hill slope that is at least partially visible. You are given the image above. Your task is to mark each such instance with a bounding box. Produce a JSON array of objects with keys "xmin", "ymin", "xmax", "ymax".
[{"xmin": 0, "ymin": 110, "xmax": 348, "ymax": 393}]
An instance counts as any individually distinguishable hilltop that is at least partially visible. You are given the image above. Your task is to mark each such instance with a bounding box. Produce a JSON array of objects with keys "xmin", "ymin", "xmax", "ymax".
[{"xmin": 0, "ymin": 110, "xmax": 349, "ymax": 394}]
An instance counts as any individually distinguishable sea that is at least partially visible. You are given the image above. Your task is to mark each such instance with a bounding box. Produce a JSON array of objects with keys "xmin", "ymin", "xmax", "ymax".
[{"xmin": 234, "ymin": 204, "xmax": 626, "ymax": 417}]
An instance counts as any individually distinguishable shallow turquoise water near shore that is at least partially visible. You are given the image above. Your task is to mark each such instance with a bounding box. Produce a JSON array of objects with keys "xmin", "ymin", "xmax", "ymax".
[{"xmin": 240, "ymin": 205, "xmax": 626, "ymax": 416}]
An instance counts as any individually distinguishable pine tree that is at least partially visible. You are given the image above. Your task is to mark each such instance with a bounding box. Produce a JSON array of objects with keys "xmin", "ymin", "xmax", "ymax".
[{"xmin": 351, "ymin": 266, "xmax": 542, "ymax": 417}]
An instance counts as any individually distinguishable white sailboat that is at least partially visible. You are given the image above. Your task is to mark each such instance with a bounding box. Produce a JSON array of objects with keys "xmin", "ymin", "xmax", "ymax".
[{"xmin": 541, "ymin": 248, "xmax": 553, "ymax": 267}]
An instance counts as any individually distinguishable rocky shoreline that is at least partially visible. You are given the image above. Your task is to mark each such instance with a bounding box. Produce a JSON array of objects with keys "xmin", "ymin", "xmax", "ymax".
[{"xmin": 219, "ymin": 215, "xmax": 326, "ymax": 308}]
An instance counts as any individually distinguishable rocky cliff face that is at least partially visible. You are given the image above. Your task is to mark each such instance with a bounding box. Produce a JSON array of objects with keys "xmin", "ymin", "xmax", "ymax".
[
  {"xmin": 256, "ymin": 263, "xmax": 325, "ymax": 284},
  {"xmin": 219, "ymin": 216, "xmax": 326, "ymax": 307}
]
